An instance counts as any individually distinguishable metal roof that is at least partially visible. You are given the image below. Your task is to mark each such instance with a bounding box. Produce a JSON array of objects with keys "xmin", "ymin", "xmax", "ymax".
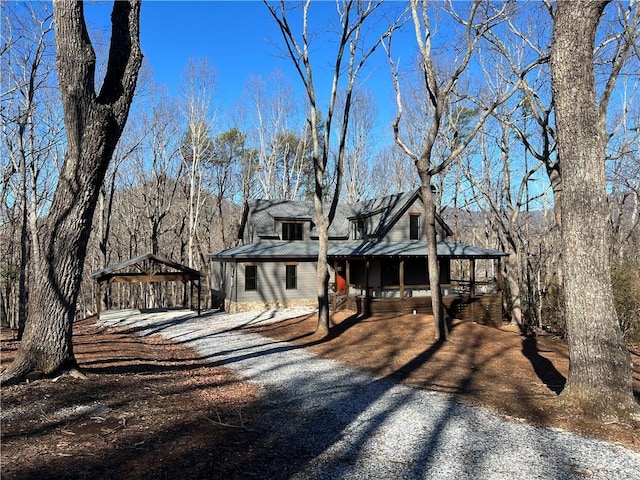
[
  {"xmin": 240, "ymin": 189, "xmax": 452, "ymax": 240},
  {"xmin": 91, "ymin": 253, "xmax": 201, "ymax": 281},
  {"xmin": 211, "ymin": 240, "xmax": 507, "ymax": 261}
]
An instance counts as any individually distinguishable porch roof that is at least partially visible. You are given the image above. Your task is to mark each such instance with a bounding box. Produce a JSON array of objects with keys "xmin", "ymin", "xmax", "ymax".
[
  {"xmin": 210, "ymin": 240, "xmax": 507, "ymax": 261},
  {"xmin": 91, "ymin": 253, "xmax": 201, "ymax": 283}
]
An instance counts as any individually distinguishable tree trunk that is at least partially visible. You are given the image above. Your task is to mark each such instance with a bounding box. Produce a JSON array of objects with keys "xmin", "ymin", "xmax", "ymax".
[
  {"xmin": 0, "ymin": 288, "xmax": 9, "ymax": 329},
  {"xmin": 315, "ymin": 206, "xmax": 331, "ymax": 337},
  {"xmin": 502, "ymin": 251, "xmax": 523, "ymax": 326},
  {"xmin": 550, "ymin": 0, "xmax": 639, "ymax": 421},
  {"xmin": 1, "ymin": 0, "xmax": 142, "ymax": 385},
  {"xmin": 17, "ymin": 166, "xmax": 28, "ymax": 340},
  {"xmin": 421, "ymin": 179, "xmax": 446, "ymax": 341}
]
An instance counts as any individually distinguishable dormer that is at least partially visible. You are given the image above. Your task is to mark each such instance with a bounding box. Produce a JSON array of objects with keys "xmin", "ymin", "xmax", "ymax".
[{"xmin": 277, "ymin": 218, "xmax": 310, "ymax": 241}]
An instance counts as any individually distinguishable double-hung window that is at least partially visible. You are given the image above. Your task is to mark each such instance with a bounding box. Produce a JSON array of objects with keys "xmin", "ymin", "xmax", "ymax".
[
  {"xmin": 245, "ymin": 264, "xmax": 257, "ymax": 291},
  {"xmin": 351, "ymin": 219, "xmax": 365, "ymax": 240},
  {"xmin": 410, "ymin": 214, "xmax": 420, "ymax": 240},
  {"xmin": 286, "ymin": 264, "xmax": 297, "ymax": 290},
  {"xmin": 282, "ymin": 222, "xmax": 303, "ymax": 241}
]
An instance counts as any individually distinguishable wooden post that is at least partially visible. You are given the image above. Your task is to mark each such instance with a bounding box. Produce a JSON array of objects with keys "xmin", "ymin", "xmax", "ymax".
[
  {"xmin": 346, "ymin": 260, "xmax": 351, "ymax": 296},
  {"xmin": 399, "ymin": 260, "xmax": 405, "ymax": 312},
  {"xmin": 365, "ymin": 259, "xmax": 370, "ymax": 315},
  {"xmin": 95, "ymin": 281, "xmax": 102, "ymax": 317},
  {"xmin": 469, "ymin": 259, "xmax": 476, "ymax": 297},
  {"xmin": 332, "ymin": 260, "xmax": 338, "ymax": 311},
  {"xmin": 197, "ymin": 278, "xmax": 201, "ymax": 315}
]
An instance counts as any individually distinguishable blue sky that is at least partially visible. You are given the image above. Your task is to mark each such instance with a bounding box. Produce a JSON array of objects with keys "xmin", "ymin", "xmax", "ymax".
[
  {"xmin": 84, "ymin": 1, "xmax": 411, "ymax": 140},
  {"xmin": 139, "ymin": 1, "xmax": 292, "ymax": 97}
]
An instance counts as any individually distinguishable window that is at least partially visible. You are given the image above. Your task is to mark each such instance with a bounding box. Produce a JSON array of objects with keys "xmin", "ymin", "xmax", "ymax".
[
  {"xmin": 282, "ymin": 222, "xmax": 303, "ymax": 241},
  {"xmin": 410, "ymin": 214, "xmax": 420, "ymax": 240},
  {"xmin": 245, "ymin": 265, "xmax": 257, "ymax": 291},
  {"xmin": 351, "ymin": 219, "xmax": 365, "ymax": 240},
  {"xmin": 286, "ymin": 264, "xmax": 297, "ymax": 290}
]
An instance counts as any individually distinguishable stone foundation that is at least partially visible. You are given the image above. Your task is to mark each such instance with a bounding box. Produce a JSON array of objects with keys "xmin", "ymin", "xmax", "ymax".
[{"xmin": 225, "ymin": 298, "xmax": 317, "ymax": 314}]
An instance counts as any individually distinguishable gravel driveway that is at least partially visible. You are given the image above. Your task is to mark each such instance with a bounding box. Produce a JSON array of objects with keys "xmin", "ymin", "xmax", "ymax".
[{"xmin": 99, "ymin": 308, "xmax": 640, "ymax": 480}]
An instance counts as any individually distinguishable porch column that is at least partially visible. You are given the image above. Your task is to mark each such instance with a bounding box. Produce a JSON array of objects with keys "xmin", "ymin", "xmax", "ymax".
[
  {"xmin": 400, "ymin": 259, "xmax": 405, "ymax": 313},
  {"xmin": 365, "ymin": 260, "xmax": 369, "ymax": 297},
  {"xmin": 469, "ymin": 259, "xmax": 476, "ymax": 297},
  {"xmin": 332, "ymin": 259, "xmax": 338, "ymax": 311},
  {"xmin": 95, "ymin": 281, "xmax": 102, "ymax": 317},
  {"xmin": 197, "ymin": 278, "xmax": 201, "ymax": 315},
  {"xmin": 365, "ymin": 259, "xmax": 370, "ymax": 316},
  {"xmin": 345, "ymin": 260, "xmax": 350, "ymax": 296}
]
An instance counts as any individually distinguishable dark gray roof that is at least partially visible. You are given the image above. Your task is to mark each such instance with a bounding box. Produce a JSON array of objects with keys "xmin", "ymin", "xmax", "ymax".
[
  {"xmin": 211, "ymin": 240, "xmax": 507, "ymax": 260},
  {"xmin": 241, "ymin": 189, "xmax": 451, "ymax": 240},
  {"xmin": 212, "ymin": 241, "xmax": 319, "ymax": 260},
  {"xmin": 245, "ymin": 198, "xmax": 315, "ymax": 239},
  {"xmin": 91, "ymin": 253, "xmax": 201, "ymax": 281},
  {"xmin": 334, "ymin": 190, "xmax": 422, "ymax": 239}
]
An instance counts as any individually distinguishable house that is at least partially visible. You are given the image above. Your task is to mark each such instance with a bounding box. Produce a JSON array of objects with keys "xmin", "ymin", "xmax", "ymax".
[{"xmin": 209, "ymin": 189, "xmax": 508, "ymax": 326}]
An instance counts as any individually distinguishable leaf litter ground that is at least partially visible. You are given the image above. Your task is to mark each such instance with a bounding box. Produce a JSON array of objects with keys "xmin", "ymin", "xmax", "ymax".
[{"xmin": 1, "ymin": 310, "xmax": 639, "ymax": 479}]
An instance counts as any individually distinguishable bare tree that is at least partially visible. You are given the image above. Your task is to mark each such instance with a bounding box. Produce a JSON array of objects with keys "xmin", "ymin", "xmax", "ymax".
[
  {"xmin": 1, "ymin": 0, "xmax": 142, "ymax": 385},
  {"xmin": 460, "ymin": 105, "xmax": 547, "ymax": 327},
  {"xmin": 1, "ymin": 1, "xmax": 58, "ymax": 338},
  {"xmin": 386, "ymin": 0, "xmax": 525, "ymax": 340},
  {"xmin": 134, "ymin": 87, "xmax": 182, "ymax": 257},
  {"xmin": 337, "ymin": 88, "xmax": 377, "ymax": 202},
  {"xmin": 607, "ymin": 82, "xmax": 640, "ymax": 261},
  {"xmin": 178, "ymin": 58, "xmax": 217, "ymax": 268},
  {"xmin": 369, "ymin": 144, "xmax": 418, "ymax": 198},
  {"xmin": 550, "ymin": 0, "xmax": 640, "ymax": 421},
  {"xmin": 244, "ymin": 70, "xmax": 311, "ymax": 200},
  {"xmin": 265, "ymin": 0, "xmax": 396, "ymax": 335}
]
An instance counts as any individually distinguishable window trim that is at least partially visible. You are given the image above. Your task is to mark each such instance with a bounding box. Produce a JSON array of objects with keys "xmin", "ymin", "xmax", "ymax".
[
  {"xmin": 285, "ymin": 263, "xmax": 297, "ymax": 290},
  {"xmin": 282, "ymin": 221, "xmax": 304, "ymax": 241},
  {"xmin": 351, "ymin": 219, "xmax": 365, "ymax": 240},
  {"xmin": 409, "ymin": 213, "xmax": 421, "ymax": 240},
  {"xmin": 244, "ymin": 264, "xmax": 257, "ymax": 291}
]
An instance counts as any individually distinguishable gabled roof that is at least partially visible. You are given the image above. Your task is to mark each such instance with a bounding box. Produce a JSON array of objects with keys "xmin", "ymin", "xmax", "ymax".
[
  {"xmin": 91, "ymin": 253, "xmax": 201, "ymax": 283},
  {"xmin": 238, "ymin": 189, "xmax": 452, "ymax": 240},
  {"xmin": 211, "ymin": 240, "xmax": 508, "ymax": 261}
]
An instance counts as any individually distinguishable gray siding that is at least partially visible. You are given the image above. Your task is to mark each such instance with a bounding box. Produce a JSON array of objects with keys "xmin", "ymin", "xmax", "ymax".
[
  {"xmin": 236, "ymin": 260, "xmax": 317, "ymax": 304},
  {"xmin": 385, "ymin": 197, "xmax": 448, "ymax": 242},
  {"xmin": 210, "ymin": 261, "xmax": 235, "ymax": 305}
]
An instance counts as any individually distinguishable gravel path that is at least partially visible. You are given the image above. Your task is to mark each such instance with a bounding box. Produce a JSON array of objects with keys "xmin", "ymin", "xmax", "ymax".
[{"xmin": 99, "ymin": 308, "xmax": 640, "ymax": 480}]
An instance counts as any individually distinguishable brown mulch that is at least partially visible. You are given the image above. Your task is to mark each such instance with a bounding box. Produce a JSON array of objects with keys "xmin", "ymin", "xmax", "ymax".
[
  {"xmin": 1, "ymin": 311, "xmax": 639, "ymax": 480},
  {"xmin": 1, "ymin": 319, "xmax": 271, "ymax": 480}
]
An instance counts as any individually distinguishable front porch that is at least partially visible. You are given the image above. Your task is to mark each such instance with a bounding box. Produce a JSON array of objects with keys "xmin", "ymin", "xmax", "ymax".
[
  {"xmin": 336, "ymin": 292, "xmax": 503, "ymax": 327},
  {"xmin": 330, "ymin": 255, "xmax": 505, "ymax": 327}
]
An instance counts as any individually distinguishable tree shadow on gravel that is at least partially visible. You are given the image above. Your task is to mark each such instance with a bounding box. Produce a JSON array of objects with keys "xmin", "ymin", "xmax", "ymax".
[{"xmin": 4, "ymin": 312, "xmax": 637, "ymax": 480}]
